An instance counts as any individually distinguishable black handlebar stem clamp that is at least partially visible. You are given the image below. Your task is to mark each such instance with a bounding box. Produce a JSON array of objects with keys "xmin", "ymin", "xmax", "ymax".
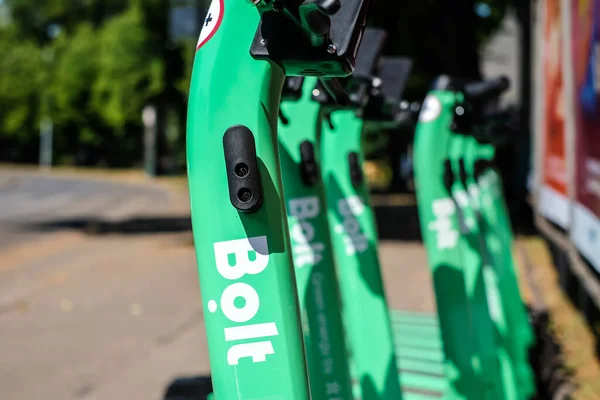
[
  {"xmin": 362, "ymin": 56, "xmax": 413, "ymax": 129},
  {"xmin": 311, "ymin": 27, "xmax": 387, "ymax": 111},
  {"xmin": 439, "ymin": 75, "xmax": 511, "ymax": 138},
  {"xmin": 250, "ymin": 0, "xmax": 374, "ymax": 77}
]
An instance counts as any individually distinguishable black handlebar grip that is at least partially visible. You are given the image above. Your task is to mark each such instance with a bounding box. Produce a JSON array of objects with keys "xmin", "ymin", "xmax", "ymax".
[
  {"xmin": 463, "ymin": 76, "xmax": 510, "ymax": 102},
  {"xmin": 378, "ymin": 57, "xmax": 413, "ymax": 103},
  {"xmin": 352, "ymin": 27, "xmax": 387, "ymax": 80}
]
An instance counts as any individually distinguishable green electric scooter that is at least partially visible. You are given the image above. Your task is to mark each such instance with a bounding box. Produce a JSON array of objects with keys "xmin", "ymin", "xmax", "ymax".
[
  {"xmin": 315, "ymin": 29, "xmax": 405, "ymax": 400},
  {"xmin": 275, "ymin": 26, "xmax": 396, "ymax": 399},
  {"xmin": 181, "ymin": 0, "xmax": 375, "ymax": 398},
  {"xmin": 449, "ymin": 85, "xmax": 535, "ymax": 400},
  {"xmin": 311, "ymin": 55, "xmax": 451, "ymax": 399},
  {"xmin": 278, "ymin": 25, "xmax": 409, "ymax": 400},
  {"xmin": 278, "ymin": 73, "xmax": 356, "ymax": 400},
  {"xmin": 460, "ymin": 102, "xmax": 536, "ymax": 398},
  {"xmin": 413, "ymin": 76, "xmax": 536, "ymax": 400}
]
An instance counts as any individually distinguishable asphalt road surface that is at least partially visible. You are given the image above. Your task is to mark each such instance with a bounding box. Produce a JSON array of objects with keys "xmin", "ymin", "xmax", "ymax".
[
  {"xmin": 0, "ymin": 170, "xmax": 436, "ymax": 400},
  {"xmin": 0, "ymin": 171, "xmax": 174, "ymax": 249}
]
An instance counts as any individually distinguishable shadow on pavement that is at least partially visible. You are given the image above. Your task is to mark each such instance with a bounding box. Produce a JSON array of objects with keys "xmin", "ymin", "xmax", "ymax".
[
  {"xmin": 18, "ymin": 207, "xmax": 419, "ymax": 240},
  {"xmin": 374, "ymin": 201, "xmax": 537, "ymax": 241},
  {"xmin": 19, "ymin": 215, "xmax": 192, "ymax": 235},
  {"xmin": 16, "ymin": 197, "xmax": 536, "ymax": 241}
]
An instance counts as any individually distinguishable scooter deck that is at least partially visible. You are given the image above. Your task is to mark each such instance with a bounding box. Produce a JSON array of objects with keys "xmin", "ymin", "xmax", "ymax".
[
  {"xmin": 348, "ymin": 309, "xmax": 448, "ymax": 399},
  {"xmin": 165, "ymin": 309, "xmax": 449, "ymax": 400},
  {"xmin": 392, "ymin": 310, "xmax": 448, "ymax": 399}
]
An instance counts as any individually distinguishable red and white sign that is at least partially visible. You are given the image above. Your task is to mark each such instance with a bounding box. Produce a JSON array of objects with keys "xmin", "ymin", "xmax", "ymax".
[
  {"xmin": 539, "ymin": 0, "xmax": 571, "ymax": 228},
  {"xmin": 197, "ymin": 0, "xmax": 224, "ymax": 51},
  {"xmin": 570, "ymin": 0, "xmax": 600, "ymax": 271}
]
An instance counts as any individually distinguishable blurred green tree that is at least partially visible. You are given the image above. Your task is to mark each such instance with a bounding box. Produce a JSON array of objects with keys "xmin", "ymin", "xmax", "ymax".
[
  {"xmin": 45, "ymin": 23, "xmax": 99, "ymax": 164},
  {"xmin": 49, "ymin": 24, "xmax": 98, "ymax": 127},
  {"xmin": 91, "ymin": 6, "xmax": 164, "ymax": 130},
  {"xmin": 0, "ymin": 30, "xmax": 44, "ymax": 162},
  {"xmin": 6, "ymin": 0, "xmax": 126, "ymax": 41},
  {"xmin": 0, "ymin": 0, "xmax": 186, "ymax": 167},
  {"xmin": 0, "ymin": 0, "xmax": 517, "ymax": 168}
]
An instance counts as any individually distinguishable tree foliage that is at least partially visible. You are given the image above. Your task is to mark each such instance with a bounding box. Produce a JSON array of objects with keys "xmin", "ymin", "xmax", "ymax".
[
  {"xmin": 0, "ymin": 29, "xmax": 44, "ymax": 161},
  {"xmin": 92, "ymin": 6, "xmax": 164, "ymax": 130},
  {"xmin": 0, "ymin": 0, "xmax": 515, "ymax": 167},
  {"xmin": 48, "ymin": 23, "xmax": 98, "ymax": 127},
  {"xmin": 0, "ymin": 0, "xmax": 188, "ymax": 167}
]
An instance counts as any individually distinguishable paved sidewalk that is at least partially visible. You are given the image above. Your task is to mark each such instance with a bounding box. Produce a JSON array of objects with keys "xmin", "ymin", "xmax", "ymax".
[{"xmin": 0, "ymin": 172, "xmax": 436, "ymax": 400}]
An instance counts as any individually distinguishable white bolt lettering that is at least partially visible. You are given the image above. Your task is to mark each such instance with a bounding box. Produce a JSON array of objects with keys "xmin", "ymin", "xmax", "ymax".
[
  {"xmin": 212, "ymin": 236, "xmax": 279, "ymax": 366},
  {"xmin": 336, "ymin": 196, "xmax": 368, "ymax": 255},
  {"xmin": 213, "ymin": 236, "xmax": 269, "ymax": 280},
  {"xmin": 220, "ymin": 282, "xmax": 259, "ymax": 323},
  {"xmin": 227, "ymin": 341, "xmax": 276, "ymax": 365},
  {"xmin": 288, "ymin": 197, "xmax": 325, "ymax": 268},
  {"xmin": 428, "ymin": 198, "xmax": 459, "ymax": 250},
  {"xmin": 289, "ymin": 197, "xmax": 319, "ymax": 219}
]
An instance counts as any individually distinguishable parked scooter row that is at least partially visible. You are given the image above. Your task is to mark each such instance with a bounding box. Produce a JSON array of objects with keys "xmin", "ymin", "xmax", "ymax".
[
  {"xmin": 172, "ymin": 1, "xmax": 537, "ymax": 398},
  {"xmin": 414, "ymin": 76, "xmax": 536, "ymax": 400}
]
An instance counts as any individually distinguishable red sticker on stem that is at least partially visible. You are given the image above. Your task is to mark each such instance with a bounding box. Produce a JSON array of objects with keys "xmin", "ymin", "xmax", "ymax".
[{"xmin": 196, "ymin": 0, "xmax": 224, "ymax": 51}]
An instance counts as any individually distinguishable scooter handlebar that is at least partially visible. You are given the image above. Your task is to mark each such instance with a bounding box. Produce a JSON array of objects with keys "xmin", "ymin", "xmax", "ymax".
[
  {"xmin": 352, "ymin": 28, "xmax": 387, "ymax": 80},
  {"xmin": 463, "ymin": 76, "xmax": 510, "ymax": 103}
]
